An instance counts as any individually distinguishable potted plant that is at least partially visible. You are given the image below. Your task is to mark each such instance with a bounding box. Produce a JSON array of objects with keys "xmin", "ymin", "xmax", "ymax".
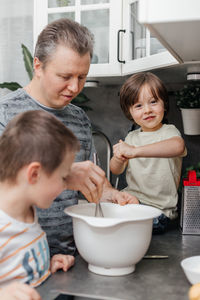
[{"xmin": 175, "ymin": 83, "xmax": 200, "ymax": 135}]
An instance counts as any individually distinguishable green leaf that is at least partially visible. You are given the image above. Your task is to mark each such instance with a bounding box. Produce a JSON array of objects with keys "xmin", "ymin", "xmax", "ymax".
[
  {"xmin": 21, "ymin": 44, "xmax": 33, "ymax": 80},
  {"xmin": 175, "ymin": 83, "xmax": 200, "ymax": 108},
  {"xmin": 0, "ymin": 82, "xmax": 22, "ymax": 91},
  {"xmin": 56, "ymin": 0, "xmax": 69, "ymax": 6},
  {"xmin": 71, "ymin": 92, "xmax": 93, "ymax": 112},
  {"xmin": 72, "ymin": 92, "xmax": 91, "ymax": 104}
]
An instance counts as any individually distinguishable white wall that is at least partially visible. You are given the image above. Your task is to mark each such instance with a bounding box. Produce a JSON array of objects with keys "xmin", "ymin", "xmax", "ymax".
[{"xmin": 0, "ymin": 0, "xmax": 33, "ymax": 95}]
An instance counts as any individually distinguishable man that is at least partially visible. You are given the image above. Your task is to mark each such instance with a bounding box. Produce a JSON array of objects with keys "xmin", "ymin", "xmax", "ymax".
[{"xmin": 0, "ymin": 18, "xmax": 138, "ymax": 256}]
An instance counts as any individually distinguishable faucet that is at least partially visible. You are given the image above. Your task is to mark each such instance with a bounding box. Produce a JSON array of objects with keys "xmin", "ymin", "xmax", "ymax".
[{"xmin": 92, "ymin": 130, "xmax": 112, "ymax": 183}]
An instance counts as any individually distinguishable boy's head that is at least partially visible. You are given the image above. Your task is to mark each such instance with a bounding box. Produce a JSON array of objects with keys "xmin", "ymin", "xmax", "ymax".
[
  {"xmin": 120, "ymin": 72, "xmax": 169, "ymax": 122},
  {"xmin": 0, "ymin": 110, "xmax": 79, "ymax": 183}
]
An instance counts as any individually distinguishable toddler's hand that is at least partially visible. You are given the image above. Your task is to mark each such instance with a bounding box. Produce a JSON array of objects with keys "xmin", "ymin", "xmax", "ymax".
[
  {"xmin": 50, "ymin": 254, "xmax": 75, "ymax": 274},
  {"xmin": 0, "ymin": 282, "xmax": 41, "ymax": 300},
  {"xmin": 113, "ymin": 140, "xmax": 135, "ymax": 160}
]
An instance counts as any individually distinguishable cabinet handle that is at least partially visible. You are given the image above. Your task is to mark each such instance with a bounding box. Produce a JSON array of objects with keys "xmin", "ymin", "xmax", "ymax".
[{"xmin": 117, "ymin": 29, "xmax": 126, "ymax": 64}]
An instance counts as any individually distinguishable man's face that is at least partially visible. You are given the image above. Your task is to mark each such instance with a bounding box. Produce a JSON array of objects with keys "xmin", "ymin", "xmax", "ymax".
[{"xmin": 34, "ymin": 45, "xmax": 91, "ymax": 109}]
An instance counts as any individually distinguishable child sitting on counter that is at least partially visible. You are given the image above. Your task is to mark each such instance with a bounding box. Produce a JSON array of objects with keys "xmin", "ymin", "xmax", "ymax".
[
  {"xmin": 0, "ymin": 110, "xmax": 79, "ymax": 298},
  {"xmin": 110, "ymin": 72, "xmax": 187, "ymax": 234}
]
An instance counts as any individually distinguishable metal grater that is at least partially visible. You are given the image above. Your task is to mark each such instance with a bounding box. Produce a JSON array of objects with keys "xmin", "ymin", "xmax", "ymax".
[{"xmin": 180, "ymin": 170, "xmax": 200, "ymax": 234}]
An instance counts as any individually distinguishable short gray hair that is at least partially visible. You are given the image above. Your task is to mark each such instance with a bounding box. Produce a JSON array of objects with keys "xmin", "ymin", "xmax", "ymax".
[{"xmin": 34, "ymin": 18, "xmax": 94, "ymax": 67}]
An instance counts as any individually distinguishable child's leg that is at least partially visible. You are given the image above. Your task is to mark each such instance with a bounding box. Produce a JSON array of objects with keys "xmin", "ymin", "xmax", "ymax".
[{"xmin": 153, "ymin": 213, "xmax": 170, "ymax": 234}]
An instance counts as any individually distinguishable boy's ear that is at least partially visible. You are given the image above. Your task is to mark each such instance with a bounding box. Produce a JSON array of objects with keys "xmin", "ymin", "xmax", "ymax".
[{"xmin": 27, "ymin": 162, "xmax": 42, "ymax": 184}]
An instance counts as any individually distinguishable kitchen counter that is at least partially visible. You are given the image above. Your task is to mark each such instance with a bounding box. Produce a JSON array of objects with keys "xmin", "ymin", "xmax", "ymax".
[{"xmin": 37, "ymin": 229, "xmax": 199, "ymax": 300}]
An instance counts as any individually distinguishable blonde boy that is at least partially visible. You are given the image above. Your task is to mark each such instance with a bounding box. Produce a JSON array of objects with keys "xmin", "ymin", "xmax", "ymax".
[{"xmin": 0, "ymin": 110, "xmax": 79, "ymax": 297}]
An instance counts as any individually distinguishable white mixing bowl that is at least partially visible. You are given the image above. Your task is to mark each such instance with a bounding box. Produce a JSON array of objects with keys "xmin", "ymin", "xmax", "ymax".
[
  {"xmin": 181, "ymin": 256, "xmax": 200, "ymax": 284},
  {"xmin": 65, "ymin": 203, "xmax": 161, "ymax": 276}
]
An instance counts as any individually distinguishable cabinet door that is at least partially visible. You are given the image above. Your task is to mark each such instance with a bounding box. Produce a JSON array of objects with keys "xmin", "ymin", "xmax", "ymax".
[
  {"xmin": 33, "ymin": 0, "xmax": 122, "ymax": 77},
  {"xmin": 122, "ymin": 0, "xmax": 178, "ymax": 75}
]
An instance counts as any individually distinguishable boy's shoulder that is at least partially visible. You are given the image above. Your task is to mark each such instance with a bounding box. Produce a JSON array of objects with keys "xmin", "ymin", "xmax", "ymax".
[
  {"xmin": 161, "ymin": 124, "xmax": 182, "ymax": 136},
  {"xmin": 125, "ymin": 127, "xmax": 141, "ymax": 143},
  {"xmin": 126, "ymin": 127, "xmax": 141, "ymax": 137}
]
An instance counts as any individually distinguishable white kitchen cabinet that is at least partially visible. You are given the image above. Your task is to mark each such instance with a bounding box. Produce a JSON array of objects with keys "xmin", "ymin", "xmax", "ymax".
[
  {"xmin": 34, "ymin": 0, "xmax": 122, "ymax": 77},
  {"xmin": 122, "ymin": 0, "xmax": 177, "ymax": 75},
  {"xmin": 138, "ymin": 0, "xmax": 200, "ymax": 63},
  {"xmin": 33, "ymin": 0, "xmax": 177, "ymax": 79}
]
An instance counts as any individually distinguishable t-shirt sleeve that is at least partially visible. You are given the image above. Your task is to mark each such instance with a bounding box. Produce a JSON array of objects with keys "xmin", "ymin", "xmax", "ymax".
[
  {"xmin": 164, "ymin": 125, "xmax": 182, "ymax": 138},
  {"xmin": 124, "ymin": 131, "xmax": 133, "ymax": 144}
]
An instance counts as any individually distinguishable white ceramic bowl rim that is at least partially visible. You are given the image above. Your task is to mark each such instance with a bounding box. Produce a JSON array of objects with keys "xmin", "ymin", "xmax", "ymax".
[
  {"xmin": 181, "ymin": 256, "xmax": 200, "ymax": 273},
  {"xmin": 65, "ymin": 203, "xmax": 162, "ymax": 228}
]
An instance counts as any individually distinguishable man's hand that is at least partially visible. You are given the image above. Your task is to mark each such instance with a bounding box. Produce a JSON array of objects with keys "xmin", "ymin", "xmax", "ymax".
[
  {"xmin": 100, "ymin": 181, "xmax": 139, "ymax": 206},
  {"xmin": 110, "ymin": 190, "xmax": 139, "ymax": 205},
  {"xmin": 66, "ymin": 161, "xmax": 106, "ymax": 203},
  {"xmin": 50, "ymin": 254, "xmax": 75, "ymax": 274},
  {"xmin": 0, "ymin": 282, "xmax": 41, "ymax": 300}
]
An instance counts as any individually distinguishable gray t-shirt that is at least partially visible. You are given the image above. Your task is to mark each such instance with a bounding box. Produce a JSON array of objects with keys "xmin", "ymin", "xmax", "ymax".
[{"xmin": 0, "ymin": 88, "xmax": 95, "ymax": 255}]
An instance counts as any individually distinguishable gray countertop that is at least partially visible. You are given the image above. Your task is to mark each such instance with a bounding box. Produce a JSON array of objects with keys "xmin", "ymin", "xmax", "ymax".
[{"xmin": 37, "ymin": 229, "xmax": 199, "ymax": 300}]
